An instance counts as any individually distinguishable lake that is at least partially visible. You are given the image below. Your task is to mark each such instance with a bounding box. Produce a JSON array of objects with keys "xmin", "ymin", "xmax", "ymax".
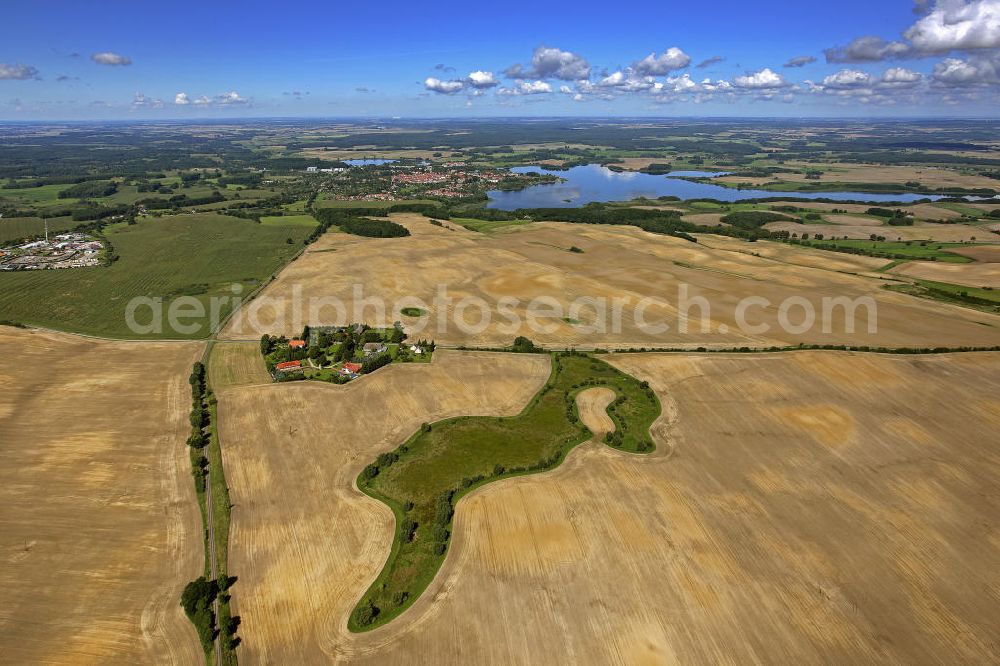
[{"xmin": 486, "ymin": 164, "xmax": 951, "ymax": 209}]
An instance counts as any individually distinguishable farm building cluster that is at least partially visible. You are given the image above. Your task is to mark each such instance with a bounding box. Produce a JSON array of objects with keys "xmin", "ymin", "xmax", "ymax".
[
  {"xmin": 261, "ymin": 324, "xmax": 434, "ymax": 384},
  {"xmin": 0, "ymin": 233, "xmax": 104, "ymax": 271}
]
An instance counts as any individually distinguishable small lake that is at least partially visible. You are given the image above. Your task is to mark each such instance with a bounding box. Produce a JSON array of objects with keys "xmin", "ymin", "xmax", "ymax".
[
  {"xmin": 486, "ymin": 164, "xmax": 950, "ymax": 209},
  {"xmin": 343, "ymin": 158, "xmax": 397, "ymax": 166}
]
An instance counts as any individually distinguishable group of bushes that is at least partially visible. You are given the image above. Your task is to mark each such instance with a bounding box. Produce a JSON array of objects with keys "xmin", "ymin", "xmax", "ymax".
[
  {"xmin": 139, "ymin": 191, "xmax": 226, "ymax": 210},
  {"xmin": 186, "ymin": 363, "xmax": 209, "ymax": 491},
  {"xmin": 58, "ymin": 180, "xmax": 118, "ymax": 199},
  {"xmin": 310, "ymin": 208, "xmax": 411, "ymax": 241},
  {"xmin": 613, "ymin": 343, "xmax": 1000, "ymax": 354},
  {"xmin": 720, "ymin": 211, "xmax": 792, "ymax": 229},
  {"xmin": 360, "ymin": 352, "xmax": 393, "ymax": 374},
  {"xmin": 867, "ymin": 207, "xmax": 914, "ymax": 225},
  {"xmin": 180, "ymin": 575, "xmax": 240, "ymax": 654}
]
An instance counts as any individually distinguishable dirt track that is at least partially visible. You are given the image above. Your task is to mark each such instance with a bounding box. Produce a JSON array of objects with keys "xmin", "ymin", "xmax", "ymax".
[{"xmin": 0, "ymin": 327, "xmax": 204, "ymax": 664}]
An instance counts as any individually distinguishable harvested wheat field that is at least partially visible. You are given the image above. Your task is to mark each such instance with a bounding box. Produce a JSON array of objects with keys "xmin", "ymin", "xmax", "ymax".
[
  {"xmin": 696, "ymin": 235, "xmax": 889, "ymax": 273},
  {"xmin": 325, "ymin": 351, "xmax": 1000, "ymax": 665},
  {"xmin": 574, "ymin": 387, "xmax": 616, "ymax": 434},
  {"xmin": 0, "ymin": 327, "xmax": 204, "ymax": 664},
  {"xmin": 207, "ymin": 340, "xmax": 272, "ymax": 391},
  {"xmin": 223, "ymin": 217, "xmax": 1000, "ymax": 349},
  {"xmin": 823, "ymin": 214, "xmax": 884, "ymax": 226},
  {"xmin": 716, "ymin": 162, "xmax": 1000, "ymax": 190},
  {"xmin": 949, "ymin": 245, "xmax": 1000, "ymax": 263},
  {"xmin": 764, "ymin": 219, "xmax": 986, "ymax": 242},
  {"xmin": 890, "ymin": 260, "xmax": 1000, "ymax": 289},
  {"xmin": 217, "ymin": 350, "xmax": 550, "ymax": 664},
  {"xmin": 680, "ymin": 212, "xmax": 726, "ymax": 226}
]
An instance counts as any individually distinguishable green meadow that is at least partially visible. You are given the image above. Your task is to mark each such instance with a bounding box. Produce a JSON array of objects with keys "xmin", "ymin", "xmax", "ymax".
[{"xmin": 0, "ymin": 213, "xmax": 311, "ymax": 338}]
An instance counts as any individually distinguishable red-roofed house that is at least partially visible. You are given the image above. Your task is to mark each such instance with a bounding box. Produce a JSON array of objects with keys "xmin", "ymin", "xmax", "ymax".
[
  {"xmin": 275, "ymin": 360, "xmax": 302, "ymax": 372},
  {"xmin": 340, "ymin": 362, "xmax": 362, "ymax": 376},
  {"xmin": 289, "ymin": 339, "xmax": 306, "ymax": 349}
]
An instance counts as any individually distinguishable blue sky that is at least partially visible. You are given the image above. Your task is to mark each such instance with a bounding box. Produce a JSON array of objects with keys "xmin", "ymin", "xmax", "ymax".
[{"xmin": 2, "ymin": 0, "xmax": 999, "ymax": 118}]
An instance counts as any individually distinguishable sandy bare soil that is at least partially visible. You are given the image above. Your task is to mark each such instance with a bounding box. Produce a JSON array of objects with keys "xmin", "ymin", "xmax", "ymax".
[
  {"xmin": 0, "ymin": 327, "xmax": 204, "ymax": 664},
  {"xmin": 217, "ymin": 350, "xmax": 551, "ymax": 664},
  {"xmin": 326, "ymin": 351, "xmax": 1000, "ymax": 665},
  {"xmin": 222, "ymin": 216, "xmax": 1000, "ymax": 349}
]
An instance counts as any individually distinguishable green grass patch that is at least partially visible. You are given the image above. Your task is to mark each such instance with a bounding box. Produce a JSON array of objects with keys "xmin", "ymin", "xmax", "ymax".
[
  {"xmin": 260, "ymin": 214, "xmax": 319, "ymax": 227},
  {"xmin": 796, "ymin": 238, "xmax": 977, "ymax": 262},
  {"xmin": 886, "ymin": 278, "xmax": 1000, "ymax": 313},
  {"xmin": 1, "ymin": 183, "xmax": 70, "ymax": 203},
  {"xmin": 350, "ymin": 352, "xmax": 660, "ymax": 631},
  {"xmin": 400, "ymin": 307, "xmax": 426, "ymax": 317},
  {"xmin": 0, "ymin": 213, "xmax": 310, "ymax": 338},
  {"xmin": 930, "ymin": 202, "xmax": 984, "ymax": 217},
  {"xmin": 0, "ymin": 216, "xmax": 80, "ymax": 244}
]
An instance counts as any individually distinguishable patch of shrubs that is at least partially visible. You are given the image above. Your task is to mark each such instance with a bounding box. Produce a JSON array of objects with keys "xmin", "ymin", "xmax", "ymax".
[{"xmin": 180, "ymin": 576, "xmax": 217, "ymax": 652}]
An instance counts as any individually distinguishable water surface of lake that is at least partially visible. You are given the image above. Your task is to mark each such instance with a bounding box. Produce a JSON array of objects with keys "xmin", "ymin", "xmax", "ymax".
[{"xmin": 486, "ymin": 164, "xmax": 948, "ymax": 209}]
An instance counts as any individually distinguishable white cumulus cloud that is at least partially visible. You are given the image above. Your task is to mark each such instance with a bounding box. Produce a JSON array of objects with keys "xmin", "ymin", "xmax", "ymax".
[
  {"xmin": 498, "ymin": 80, "xmax": 553, "ymax": 95},
  {"xmin": 466, "ymin": 70, "xmax": 499, "ymax": 88},
  {"xmin": 824, "ymin": 36, "xmax": 911, "ymax": 63},
  {"xmin": 506, "ymin": 46, "xmax": 591, "ymax": 81},
  {"xmin": 905, "ymin": 0, "xmax": 1000, "ymax": 53},
  {"xmin": 822, "ymin": 69, "xmax": 873, "ymax": 88},
  {"xmin": 732, "ymin": 68, "xmax": 789, "ymax": 89},
  {"xmin": 92, "ymin": 52, "xmax": 132, "ymax": 66},
  {"xmin": 632, "ymin": 47, "xmax": 691, "ymax": 75},
  {"xmin": 215, "ymin": 91, "xmax": 248, "ymax": 105},
  {"xmin": 424, "ymin": 77, "xmax": 465, "ymax": 94},
  {"xmin": 0, "ymin": 63, "xmax": 39, "ymax": 80}
]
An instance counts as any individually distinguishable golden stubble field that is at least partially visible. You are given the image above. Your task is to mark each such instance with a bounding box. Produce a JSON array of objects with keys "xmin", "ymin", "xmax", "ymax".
[
  {"xmin": 216, "ymin": 350, "xmax": 551, "ymax": 664},
  {"xmin": 0, "ymin": 327, "xmax": 204, "ymax": 664},
  {"xmin": 714, "ymin": 162, "xmax": 1000, "ymax": 190},
  {"xmin": 764, "ymin": 219, "xmax": 986, "ymax": 242},
  {"xmin": 889, "ymin": 248, "xmax": 1000, "ymax": 289},
  {"xmin": 207, "ymin": 340, "xmax": 272, "ymax": 390},
  {"xmin": 321, "ymin": 351, "xmax": 998, "ymax": 664},
  {"xmin": 222, "ymin": 214, "xmax": 1000, "ymax": 349}
]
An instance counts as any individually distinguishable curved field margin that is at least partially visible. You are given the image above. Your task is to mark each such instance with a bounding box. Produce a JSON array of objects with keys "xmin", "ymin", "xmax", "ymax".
[{"xmin": 350, "ymin": 352, "xmax": 661, "ymax": 631}]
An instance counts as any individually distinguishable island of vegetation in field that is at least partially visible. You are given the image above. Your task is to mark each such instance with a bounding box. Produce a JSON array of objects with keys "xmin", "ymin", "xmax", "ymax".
[
  {"xmin": 349, "ymin": 348, "xmax": 661, "ymax": 631},
  {"xmin": 260, "ymin": 323, "xmax": 434, "ymax": 383}
]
